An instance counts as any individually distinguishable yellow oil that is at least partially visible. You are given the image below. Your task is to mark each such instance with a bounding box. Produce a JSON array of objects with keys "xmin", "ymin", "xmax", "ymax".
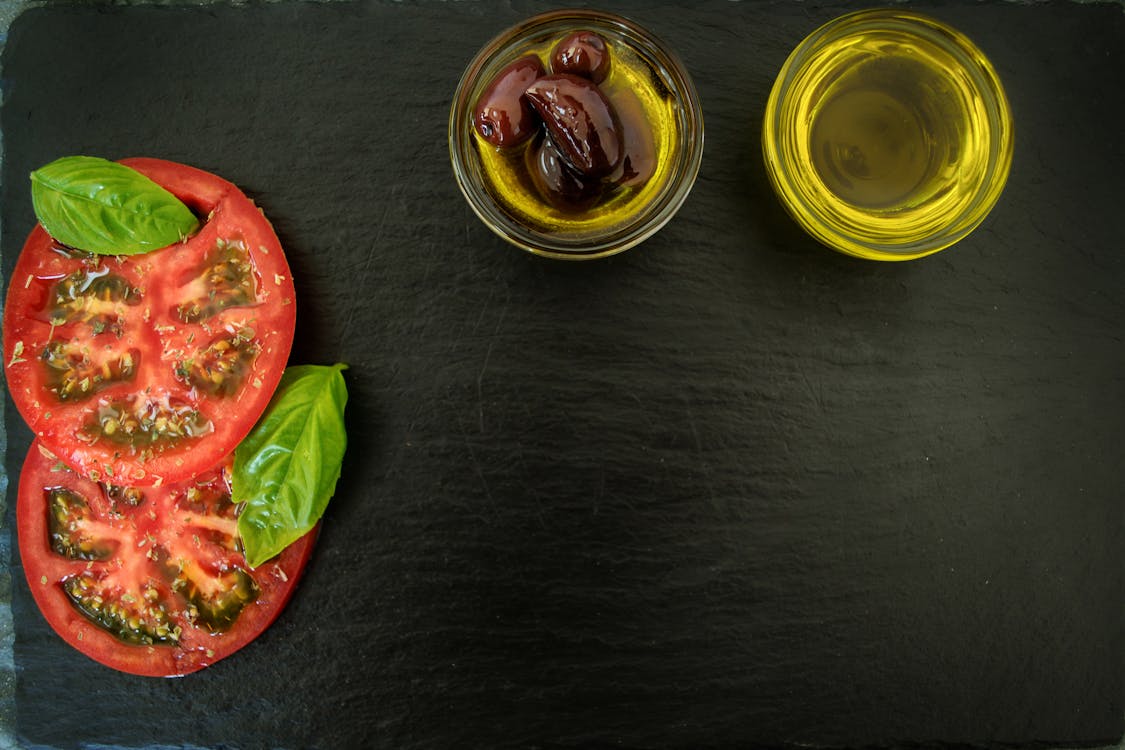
[
  {"xmin": 473, "ymin": 35, "xmax": 678, "ymax": 236},
  {"xmin": 775, "ymin": 21, "xmax": 1009, "ymax": 255},
  {"xmin": 808, "ymin": 52, "xmax": 972, "ymax": 210}
]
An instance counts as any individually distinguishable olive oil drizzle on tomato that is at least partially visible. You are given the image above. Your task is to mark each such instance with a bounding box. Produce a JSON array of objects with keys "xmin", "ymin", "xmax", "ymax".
[
  {"xmin": 44, "ymin": 464, "xmax": 258, "ymax": 643},
  {"xmin": 18, "ymin": 441, "xmax": 317, "ymax": 676},
  {"xmin": 3, "ymin": 158, "xmax": 297, "ymax": 487}
]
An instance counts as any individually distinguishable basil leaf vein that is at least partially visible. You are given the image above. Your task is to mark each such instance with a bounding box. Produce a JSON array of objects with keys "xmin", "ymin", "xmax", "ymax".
[
  {"xmin": 234, "ymin": 364, "xmax": 348, "ymax": 568},
  {"xmin": 30, "ymin": 155, "xmax": 200, "ymax": 255}
]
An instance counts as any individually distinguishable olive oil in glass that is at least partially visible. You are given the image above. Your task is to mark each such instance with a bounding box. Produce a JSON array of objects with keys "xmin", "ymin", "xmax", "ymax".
[{"xmin": 763, "ymin": 11, "xmax": 1013, "ymax": 260}]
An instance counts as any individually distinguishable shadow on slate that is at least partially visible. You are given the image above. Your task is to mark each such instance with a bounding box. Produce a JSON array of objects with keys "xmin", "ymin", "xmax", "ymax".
[{"xmin": 1, "ymin": 1, "xmax": 1123, "ymax": 748}]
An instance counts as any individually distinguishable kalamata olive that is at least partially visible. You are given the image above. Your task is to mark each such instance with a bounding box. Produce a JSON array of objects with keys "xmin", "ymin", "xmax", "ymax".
[
  {"xmin": 526, "ymin": 134, "xmax": 603, "ymax": 211},
  {"xmin": 605, "ymin": 86, "xmax": 657, "ymax": 188},
  {"xmin": 473, "ymin": 55, "xmax": 546, "ymax": 148},
  {"xmin": 549, "ymin": 31, "xmax": 611, "ymax": 84},
  {"xmin": 524, "ymin": 74, "xmax": 623, "ymax": 178}
]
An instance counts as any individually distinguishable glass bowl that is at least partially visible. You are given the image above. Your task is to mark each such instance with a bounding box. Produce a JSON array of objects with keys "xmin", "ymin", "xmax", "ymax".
[
  {"xmin": 762, "ymin": 9, "xmax": 1014, "ymax": 261},
  {"xmin": 449, "ymin": 9, "xmax": 704, "ymax": 260}
]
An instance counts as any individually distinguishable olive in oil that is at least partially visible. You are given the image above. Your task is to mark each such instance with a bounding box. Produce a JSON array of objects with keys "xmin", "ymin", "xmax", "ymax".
[{"xmin": 473, "ymin": 33, "xmax": 678, "ymax": 236}]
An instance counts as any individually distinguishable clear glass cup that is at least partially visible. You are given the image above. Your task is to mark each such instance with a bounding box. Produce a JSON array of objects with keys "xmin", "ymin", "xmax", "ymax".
[
  {"xmin": 449, "ymin": 9, "xmax": 705, "ymax": 260},
  {"xmin": 762, "ymin": 9, "xmax": 1014, "ymax": 261}
]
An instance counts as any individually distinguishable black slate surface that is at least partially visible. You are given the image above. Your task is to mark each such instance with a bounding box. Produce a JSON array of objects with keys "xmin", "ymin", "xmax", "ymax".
[{"xmin": 2, "ymin": 1, "xmax": 1123, "ymax": 748}]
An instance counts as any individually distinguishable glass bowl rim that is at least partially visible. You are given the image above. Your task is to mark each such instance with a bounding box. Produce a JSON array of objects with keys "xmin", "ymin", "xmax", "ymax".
[{"xmin": 761, "ymin": 8, "xmax": 1014, "ymax": 261}]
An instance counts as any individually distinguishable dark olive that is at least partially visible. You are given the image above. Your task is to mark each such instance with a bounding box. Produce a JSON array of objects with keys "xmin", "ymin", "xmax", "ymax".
[
  {"xmin": 550, "ymin": 30, "xmax": 611, "ymax": 84},
  {"xmin": 524, "ymin": 74, "xmax": 623, "ymax": 178},
  {"xmin": 526, "ymin": 134, "xmax": 604, "ymax": 211},
  {"xmin": 473, "ymin": 55, "xmax": 546, "ymax": 148},
  {"xmin": 605, "ymin": 86, "xmax": 656, "ymax": 188}
]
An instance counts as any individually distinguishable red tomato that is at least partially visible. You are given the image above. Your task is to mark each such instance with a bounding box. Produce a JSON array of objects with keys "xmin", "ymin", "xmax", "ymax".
[
  {"xmin": 3, "ymin": 157, "xmax": 296, "ymax": 486},
  {"xmin": 17, "ymin": 441, "xmax": 316, "ymax": 677}
]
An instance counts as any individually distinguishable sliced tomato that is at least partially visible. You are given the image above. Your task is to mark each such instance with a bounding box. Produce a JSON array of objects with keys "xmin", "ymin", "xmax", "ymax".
[
  {"xmin": 17, "ymin": 441, "xmax": 316, "ymax": 677},
  {"xmin": 3, "ymin": 157, "xmax": 296, "ymax": 486}
]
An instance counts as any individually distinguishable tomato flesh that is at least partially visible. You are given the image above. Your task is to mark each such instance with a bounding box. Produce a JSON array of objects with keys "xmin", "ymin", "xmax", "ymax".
[
  {"xmin": 47, "ymin": 487, "xmax": 119, "ymax": 561},
  {"xmin": 3, "ymin": 158, "xmax": 296, "ymax": 486},
  {"xmin": 62, "ymin": 572, "xmax": 180, "ymax": 647},
  {"xmin": 18, "ymin": 442, "xmax": 316, "ymax": 677}
]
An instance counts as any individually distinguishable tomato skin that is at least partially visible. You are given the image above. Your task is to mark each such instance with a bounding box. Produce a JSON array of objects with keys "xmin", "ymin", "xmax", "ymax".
[
  {"xmin": 17, "ymin": 441, "xmax": 316, "ymax": 677},
  {"xmin": 3, "ymin": 158, "xmax": 296, "ymax": 487}
]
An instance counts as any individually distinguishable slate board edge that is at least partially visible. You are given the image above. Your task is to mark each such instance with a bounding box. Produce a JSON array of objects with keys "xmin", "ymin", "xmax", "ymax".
[{"xmin": 0, "ymin": 0, "xmax": 1121, "ymax": 748}]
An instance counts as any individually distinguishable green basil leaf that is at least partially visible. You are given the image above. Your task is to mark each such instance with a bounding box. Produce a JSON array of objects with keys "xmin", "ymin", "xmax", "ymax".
[
  {"xmin": 30, "ymin": 155, "xmax": 200, "ymax": 255},
  {"xmin": 234, "ymin": 364, "xmax": 348, "ymax": 568}
]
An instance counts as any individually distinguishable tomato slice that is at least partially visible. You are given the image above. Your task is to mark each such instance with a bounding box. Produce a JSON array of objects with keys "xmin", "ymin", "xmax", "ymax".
[
  {"xmin": 17, "ymin": 441, "xmax": 316, "ymax": 677},
  {"xmin": 3, "ymin": 157, "xmax": 296, "ymax": 486}
]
